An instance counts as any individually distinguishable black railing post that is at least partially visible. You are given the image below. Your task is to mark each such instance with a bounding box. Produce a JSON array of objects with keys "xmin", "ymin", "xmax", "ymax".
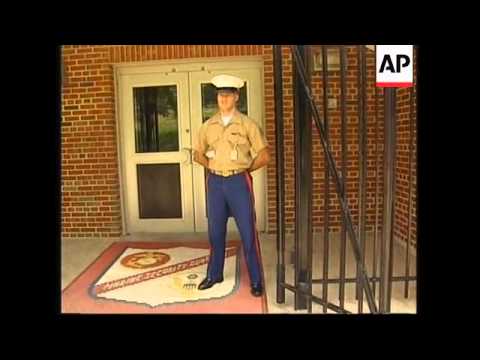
[
  {"xmin": 293, "ymin": 45, "xmax": 313, "ymax": 310},
  {"xmin": 273, "ymin": 45, "xmax": 286, "ymax": 304},
  {"xmin": 339, "ymin": 45, "xmax": 348, "ymax": 309},
  {"xmin": 321, "ymin": 45, "xmax": 330, "ymax": 314},
  {"xmin": 379, "ymin": 87, "xmax": 397, "ymax": 313},
  {"xmin": 356, "ymin": 45, "xmax": 368, "ymax": 313}
]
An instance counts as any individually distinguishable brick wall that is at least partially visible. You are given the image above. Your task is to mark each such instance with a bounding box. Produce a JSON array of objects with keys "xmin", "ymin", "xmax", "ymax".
[
  {"xmin": 62, "ymin": 45, "xmax": 119, "ymax": 238},
  {"xmin": 61, "ymin": 45, "xmax": 416, "ymax": 247},
  {"xmin": 393, "ymin": 48, "xmax": 417, "ymax": 247}
]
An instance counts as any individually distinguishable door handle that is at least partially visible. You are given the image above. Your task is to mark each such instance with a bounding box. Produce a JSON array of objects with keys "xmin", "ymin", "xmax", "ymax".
[{"xmin": 182, "ymin": 147, "xmax": 192, "ymax": 165}]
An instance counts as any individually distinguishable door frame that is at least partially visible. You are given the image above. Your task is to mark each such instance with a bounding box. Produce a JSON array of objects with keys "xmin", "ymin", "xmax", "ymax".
[{"xmin": 114, "ymin": 56, "xmax": 266, "ymax": 235}]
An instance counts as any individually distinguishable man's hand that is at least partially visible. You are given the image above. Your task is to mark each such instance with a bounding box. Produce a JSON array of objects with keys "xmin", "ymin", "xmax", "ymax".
[
  {"xmin": 248, "ymin": 147, "xmax": 271, "ymax": 173},
  {"xmin": 193, "ymin": 150, "xmax": 209, "ymax": 168}
]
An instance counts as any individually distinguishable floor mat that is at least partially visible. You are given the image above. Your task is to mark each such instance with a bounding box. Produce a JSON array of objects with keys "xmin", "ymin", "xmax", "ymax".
[{"xmin": 62, "ymin": 241, "xmax": 268, "ymax": 314}]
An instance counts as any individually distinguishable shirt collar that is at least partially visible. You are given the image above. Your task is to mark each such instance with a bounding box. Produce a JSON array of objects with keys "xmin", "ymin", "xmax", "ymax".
[{"xmin": 210, "ymin": 110, "xmax": 242, "ymax": 125}]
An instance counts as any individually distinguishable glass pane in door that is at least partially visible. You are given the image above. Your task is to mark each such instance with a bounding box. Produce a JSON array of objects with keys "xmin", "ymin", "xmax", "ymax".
[{"xmin": 133, "ymin": 86, "xmax": 179, "ymax": 153}]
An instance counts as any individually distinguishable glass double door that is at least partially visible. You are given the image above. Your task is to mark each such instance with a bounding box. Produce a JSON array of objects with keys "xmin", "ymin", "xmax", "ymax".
[{"xmin": 117, "ymin": 61, "xmax": 265, "ymax": 233}]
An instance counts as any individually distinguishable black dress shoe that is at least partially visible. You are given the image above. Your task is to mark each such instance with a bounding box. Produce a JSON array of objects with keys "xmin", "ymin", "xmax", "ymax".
[
  {"xmin": 197, "ymin": 277, "xmax": 224, "ymax": 290},
  {"xmin": 250, "ymin": 284, "xmax": 263, "ymax": 297}
]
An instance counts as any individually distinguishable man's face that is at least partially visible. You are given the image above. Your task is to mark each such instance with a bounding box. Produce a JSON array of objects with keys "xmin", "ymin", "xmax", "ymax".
[{"xmin": 217, "ymin": 91, "xmax": 239, "ymax": 112}]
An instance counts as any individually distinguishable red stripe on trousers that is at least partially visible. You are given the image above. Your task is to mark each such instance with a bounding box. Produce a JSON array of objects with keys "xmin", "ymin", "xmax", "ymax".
[
  {"xmin": 244, "ymin": 172, "xmax": 266, "ymax": 288},
  {"xmin": 205, "ymin": 172, "xmax": 213, "ymax": 271}
]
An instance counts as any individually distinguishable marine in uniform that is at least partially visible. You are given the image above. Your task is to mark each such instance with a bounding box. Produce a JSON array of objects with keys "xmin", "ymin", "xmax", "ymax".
[{"xmin": 192, "ymin": 74, "xmax": 271, "ymax": 297}]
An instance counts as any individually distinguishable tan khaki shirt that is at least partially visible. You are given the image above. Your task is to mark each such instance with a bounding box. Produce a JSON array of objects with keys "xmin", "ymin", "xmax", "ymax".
[{"xmin": 193, "ymin": 110, "xmax": 268, "ymax": 172}]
